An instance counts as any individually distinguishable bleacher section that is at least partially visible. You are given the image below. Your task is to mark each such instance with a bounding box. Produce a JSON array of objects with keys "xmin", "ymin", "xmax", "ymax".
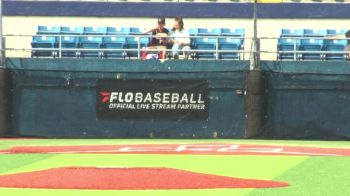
[
  {"xmin": 31, "ymin": 26, "xmax": 245, "ymax": 60},
  {"xmin": 277, "ymin": 29, "xmax": 348, "ymax": 61}
]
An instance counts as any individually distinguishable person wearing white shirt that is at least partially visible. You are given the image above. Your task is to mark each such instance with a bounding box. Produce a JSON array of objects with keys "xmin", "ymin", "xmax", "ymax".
[{"xmin": 169, "ymin": 17, "xmax": 191, "ymax": 60}]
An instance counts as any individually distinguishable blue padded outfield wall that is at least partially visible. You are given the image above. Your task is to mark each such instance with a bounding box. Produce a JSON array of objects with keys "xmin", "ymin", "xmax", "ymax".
[
  {"xmin": 262, "ymin": 61, "xmax": 350, "ymax": 140},
  {"xmin": 6, "ymin": 59, "xmax": 247, "ymax": 138},
  {"xmin": 4, "ymin": 59, "xmax": 350, "ymax": 139}
]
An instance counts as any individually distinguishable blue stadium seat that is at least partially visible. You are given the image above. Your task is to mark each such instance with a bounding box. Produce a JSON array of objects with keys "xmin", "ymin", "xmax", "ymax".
[
  {"xmin": 31, "ymin": 35, "xmax": 57, "ymax": 57},
  {"xmin": 103, "ymin": 37, "xmax": 126, "ymax": 58},
  {"xmin": 218, "ymin": 38, "xmax": 243, "ymax": 60},
  {"xmin": 60, "ymin": 36, "xmax": 79, "ymax": 57},
  {"xmin": 198, "ymin": 28, "xmax": 221, "ymax": 36},
  {"xmin": 106, "ymin": 27, "xmax": 130, "ymax": 35},
  {"xmin": 125, "ymin": 37, "xmax": 149, "ymax": 58},
  {"xmin": 188, "ymin": 28, "xmax": 199, "ymax": 36},
  {"xmin": 37, "ymin": 26, "xmax": 61, "ymax": 35},
  {"xmin": 327, "ymin": 29, "xmax": 347, "ymax": 36},
  {"xmin": 79, "ymin": 36, "xmax": 103, "ymax": 58},
  {"xmin": 281, "ymin": 29, "xmax": 303, "ymax": 37},
  {"xmin": 277, "ymin": 38, "xmax": 301, "ymax": 60},
  {"xmin": 60, "ymin": 27, "xmax": 84, "ymax": 35},
  {"xmin": 324, "ymin": 39, "xmax": 348, "ymax": 61},
  {"xmin": 303, "ymin": 29, "xmax": 327, "ymax": 37},
  {"xmin": 83, "ymin": 27, "xmax": 108, "ymax": 35},
  {"xmin": 300, "ymin": 38, "xmax": 324, "ymax": 60},
  {"xmin": 193, "ymin": 37, "xmax": 217, "ymax": 59},
  {"xmin": 221, "ymin": 28, "xmax": 245, "ymax": 37},
  {"xmin": 129, "ymin": 27, "xmax": 143, "ymax": 35}
]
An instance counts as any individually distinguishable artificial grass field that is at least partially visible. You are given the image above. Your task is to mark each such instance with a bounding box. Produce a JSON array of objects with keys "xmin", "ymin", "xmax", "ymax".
[{"xmin": 1, "ymin": 139, "xmax": 350, "ymax": 196}]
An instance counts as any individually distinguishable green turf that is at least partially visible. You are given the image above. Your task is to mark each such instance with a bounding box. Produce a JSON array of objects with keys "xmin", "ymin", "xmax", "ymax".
[
  {"xmin": 0, "ymin": 139, "xmax": 350, "ymax": 196},
  {"xmin": 2, "ymin": 139, "xmax": 350, "ymax": 150},
  {"xmin": 0, "ymin": 154, "xmax": 56, "ymax": 174}
]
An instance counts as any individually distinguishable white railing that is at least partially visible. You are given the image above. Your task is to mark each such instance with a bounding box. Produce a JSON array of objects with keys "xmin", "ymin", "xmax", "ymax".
[
  {"xmin": 4, "ymin": 34, "xmax": 248, "ymax": 60},
  {"xmin": 260, "ymin": 37, "xmax": 349, "ymax": 61},
  {"xmin": 4, "ymin": 34, "xmax": 350, "ymax": 61}
]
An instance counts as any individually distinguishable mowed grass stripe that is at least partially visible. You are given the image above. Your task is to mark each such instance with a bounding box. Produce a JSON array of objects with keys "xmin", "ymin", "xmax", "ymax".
[
  {"xmin": 248, "ymin": 156, "xmax": 350, "ymax": 196},
  {"xmin": 4, "ymin": 154, "xmax": 307, "ymax": 179},
  {"xmin": 0, "ymin": 154, "xmax": 57, "ymax": 174}
]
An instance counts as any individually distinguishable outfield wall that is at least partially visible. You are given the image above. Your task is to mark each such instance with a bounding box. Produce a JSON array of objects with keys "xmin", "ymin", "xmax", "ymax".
[
  {"xmin": 2, "ymin": 58, "xmax": 350, "ymax": 139},
  {"xmin": 6, "ymin": 59, "xmax": 247, "ymax": 138},
  {"xmin": 263, "ymin": 61, "xmax": 350, "ymax": 139}
]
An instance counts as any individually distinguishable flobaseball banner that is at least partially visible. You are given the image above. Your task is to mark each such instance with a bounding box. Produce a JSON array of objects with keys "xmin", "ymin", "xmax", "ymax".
[{"xmin": 96, "ymin": 79, "xmax": 209, "ymax": 120}]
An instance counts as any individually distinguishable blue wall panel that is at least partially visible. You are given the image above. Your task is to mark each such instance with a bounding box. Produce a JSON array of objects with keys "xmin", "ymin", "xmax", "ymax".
[
  {"xmin": 7, "ymin": 58, "xmax": 247, "ymax": 138},
  {"xmin": 262, "ymin": 61, "xmax": 350, "ymax": 139},
  {"xmin": 4, "ymin": 1, "xmax": 350, "ymax": 19}
]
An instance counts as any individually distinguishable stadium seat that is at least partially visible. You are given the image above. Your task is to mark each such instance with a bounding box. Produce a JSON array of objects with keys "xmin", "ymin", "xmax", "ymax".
[
  {"xmin": 324, "ymin": 39, "xmax": 348, "ymax": 61},
  {"xmin": 129, "ymin": 27, "xmax": 143, "ymax": 35},
  {"xmin": 83, "ymin": 27, "xmax": 108, "ymax": 35},
  {"xmin": 277, "ymin": 38, "xmax": 301, "ymax": 60},
  {"xmin": 79, "ymin": 36, "xmax": 103, "ymax": 58},
  {"xmin": 188, "ymin": 28, "xmax": 199, "ymax": 36},
  {"xmin": 125, "ymin": 37, "xmax": 149, "ymax": 58},
  {"xmin": 31, "ymin": 35, "xmax": 57, "ymax": 57},
  {"xmin": 60, "ymin": 36, "xmax": 79, "ymax": 57},
  {"xmin": 192, "ymin": 37, "xmax": 217, "ymax": 59},
  {"xmin": 106, "ymin": 27, "xmax": 130, "ymax": 35},
  {"xmin": 197, "ymin": 28, "xmax": 221, "ymax": 36},
  {"xmin": 281, "ymin": 29, "xmax": 303, "ymax": 37},
  {"xmin": 221, "ymin": 28, "xmax": 245, "ymax": 37},
  {"xmin": 60, "ymin": 26, "xmax": 84, "ymax": 35},
  {"xmin": 218, "ymin": 37, "xmax": 243, "ymax": 60},
  {"xmin": 326, "ymin": 29, "xmax": 347, "ymax": 36},
  {"xmin": 103, "ymin": 37, "xmax": 126, "ymax": 58},
  {"xmin": 300, "ymin": 38, "xmax": 324, "ymax": 60},
  {"xmin": 37, "ymin": 26, "xmax": 61, "ymax": 35},
  {"xmin": 303, "ymin": 29, "xmax": 327, "ymax": 37}
]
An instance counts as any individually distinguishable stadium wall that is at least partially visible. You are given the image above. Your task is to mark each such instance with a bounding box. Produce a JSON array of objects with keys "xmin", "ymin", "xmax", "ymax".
[
  {"xmin": 3, "ymin": 58, "xmax": 350, "ymax": 139},
  {"xmin": 263, "ymin": 61, "xmax": 350, "ymax": 140},
  {"xmin": 6, "ymin": 58, "xmax": 247, "ymax": 138}
]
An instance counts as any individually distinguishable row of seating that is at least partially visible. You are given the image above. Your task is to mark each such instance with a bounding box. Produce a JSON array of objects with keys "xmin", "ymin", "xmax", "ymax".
[
  {"xmin": 278, "ymin": 29, "xmax": 349, "ymax": 60},
  {"xmin": 281, "ymin": 29, "xmax": 347, "ymax": 37},
  {"xmin": 31, "ymin": 35, "xmax": 244, "ymax": 59},
  {"xmin": 36, "ymin": 26, "xmax": 245, "ymax": 37}
]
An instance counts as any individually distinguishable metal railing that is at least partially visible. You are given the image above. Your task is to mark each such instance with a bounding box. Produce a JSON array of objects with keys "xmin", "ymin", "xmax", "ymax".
[
  {"xmin": 4, "ymin": 34, "xmax": 350, "ymax": 61},
  {"xmin": 4, "ymin": 34, "xmax": 248, "ymax": 60},
  {"xmin": 260, "ymin": 37, "xmax": 349, "ymax": 61}
]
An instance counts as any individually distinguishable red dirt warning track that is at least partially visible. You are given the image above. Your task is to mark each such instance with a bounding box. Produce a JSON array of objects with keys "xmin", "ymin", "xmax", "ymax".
[
  {"xmin": 0, "ymin": 167, "xmax": 288, "ymax": 190},
  {"xmin": 1, "ymin": 144, "xmax": 350, "ymax": 156}
]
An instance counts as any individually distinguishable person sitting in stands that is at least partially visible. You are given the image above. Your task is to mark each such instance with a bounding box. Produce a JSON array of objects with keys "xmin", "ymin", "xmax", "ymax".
[
  {"xmin": 143, "ymin": 17, "xmax": 169, "ymax": 60},
  {"xmin": 169, "ymin": 17, "xmax": 191, "ymax": 60}
]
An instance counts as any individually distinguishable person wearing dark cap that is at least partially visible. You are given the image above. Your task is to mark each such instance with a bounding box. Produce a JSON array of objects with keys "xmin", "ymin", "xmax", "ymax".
[{"xmin": 143, "ymin": 18, "xmax": 170, "ymax": 59}]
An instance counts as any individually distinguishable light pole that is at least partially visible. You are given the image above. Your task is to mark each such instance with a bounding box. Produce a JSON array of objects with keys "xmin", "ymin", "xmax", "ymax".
[
  {"xmin": 0, "ymin": 0, "xmax": 4, "ymax": 67},
  {"xmin": 250, "ymin": 0, "xmax": 260, "ymax": 70}
]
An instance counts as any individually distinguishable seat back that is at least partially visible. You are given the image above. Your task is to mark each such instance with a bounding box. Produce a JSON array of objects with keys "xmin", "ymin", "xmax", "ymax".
[
  {"xmin": 37, "ymin": 26, "xmax": 61, "ymax": 35},
  {"xmin": 83, "ymin": 27, "xmax": 108, "ymax": 35},
  {"xmin": 61, "ymin": 26, "xmax": 84, "ymax": 35}
]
